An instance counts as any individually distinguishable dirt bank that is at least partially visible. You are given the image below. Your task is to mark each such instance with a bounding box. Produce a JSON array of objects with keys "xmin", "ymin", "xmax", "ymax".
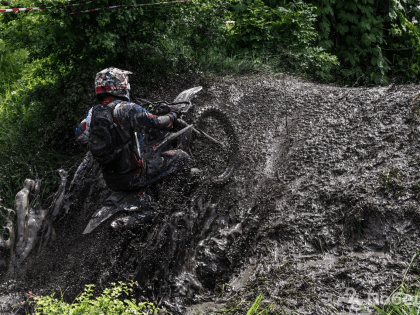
[
  {"xmin": 198, "ymin": 76, "xmax": 420, "ymax": 314},
  {"xmin": 1, "ymin": 74, "xmax": 419, "ymax": 314}
]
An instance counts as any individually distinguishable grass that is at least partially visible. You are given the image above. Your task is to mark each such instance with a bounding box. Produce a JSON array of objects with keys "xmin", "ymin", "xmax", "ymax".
[
  {"xmin": 0, "ymin": 40, "xmax": 28, "ymax": 96},
  {"xmin": 372, "ymin": 287, "xmax": 420, "ymax": 314},
  {"xmin": 245, "ymin": 295, "xmax": 275, "ymax": 315},
  {"xmin": 379, "ymin": 167, "xmax": 405, "ymax": 195},
  {"xmin": 213, "ymin": 261, "xmax": 319, "ymax": 314},
  {"xmin": 196, "ymin": 46, "xmax": 278, "ymax": 77},
  {"xmin": 411, "ymin": 180, "xmax": 420, "ymax": 193},
  {"xmin": 28, "ymin": 253, "xmax": 414, "ymax": 315},
  {"xmin": 190, "ymin": 294, "xmax": 275, "ymax": 315},
  {"xmin": 194, "ymin": 45, "xmax": 338, "ymax": 82},
  {"xmin": 372, "ymin": 250, "xmax": 420, "ymax": 314}
]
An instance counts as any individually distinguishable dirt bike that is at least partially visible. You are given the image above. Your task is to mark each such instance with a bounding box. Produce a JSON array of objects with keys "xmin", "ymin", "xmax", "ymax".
[{"xmin": 83, "ymin": 86, "xmax": 238, "ymax": 234}]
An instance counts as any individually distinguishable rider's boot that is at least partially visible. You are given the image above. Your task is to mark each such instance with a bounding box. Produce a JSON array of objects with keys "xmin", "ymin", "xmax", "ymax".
[
  {"xmin": 109, "ymin": 190, "xmax": 153, "ymax": 231},
  {"xmin": 110, "ymin": 211, "xmax": 152, "ymax": 231}
]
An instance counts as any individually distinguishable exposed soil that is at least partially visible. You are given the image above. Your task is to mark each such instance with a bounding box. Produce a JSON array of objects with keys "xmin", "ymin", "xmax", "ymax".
[{"xmin": 1, "ymin": 73, "xmax": 420, "ymax": 315}]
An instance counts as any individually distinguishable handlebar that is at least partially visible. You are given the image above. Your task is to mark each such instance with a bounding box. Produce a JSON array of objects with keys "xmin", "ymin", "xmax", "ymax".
[
  {"xmin": 168, "ymin": 101, "xmax": 191, "ymax": 114},
  {"xmin": 133, "ymin": 95, "xmax": 193, "ymax": 115}
]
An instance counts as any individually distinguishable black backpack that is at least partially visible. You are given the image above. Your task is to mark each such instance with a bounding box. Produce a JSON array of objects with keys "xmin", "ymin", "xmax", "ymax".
[{"xmin": 89, "ymin": 103, "xmax": 122, "ymax": 165}]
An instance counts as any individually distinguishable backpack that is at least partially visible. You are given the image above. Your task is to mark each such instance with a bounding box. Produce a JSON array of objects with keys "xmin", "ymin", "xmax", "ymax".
[{"xmin": 89, "ymin": 103, "xmax": 122, "ymax": 165}]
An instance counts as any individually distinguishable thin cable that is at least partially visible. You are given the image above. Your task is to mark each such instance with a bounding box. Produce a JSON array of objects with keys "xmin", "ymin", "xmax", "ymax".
[
  {"xmin": 0, "ymin": 0, "xmax": 187, "ymax": 13},
  {"xmin": 71, "ymin": 0, "xmax": 188, "ymax": 14}
]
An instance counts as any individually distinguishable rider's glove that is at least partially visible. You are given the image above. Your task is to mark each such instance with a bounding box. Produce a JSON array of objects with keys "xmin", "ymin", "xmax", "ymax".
[
  {"xmin": 168, "ymin": 108, "xmax": 182, "ymax": 121},
  {"xmin": 154, "ymin": 104, "xmax": 171, "ymax": 116}
]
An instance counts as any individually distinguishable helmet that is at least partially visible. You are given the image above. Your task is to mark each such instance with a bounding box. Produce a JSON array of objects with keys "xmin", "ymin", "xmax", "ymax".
[{"xmin": 94, "ymin": 67, "xmax": 132, "ymax": 102}]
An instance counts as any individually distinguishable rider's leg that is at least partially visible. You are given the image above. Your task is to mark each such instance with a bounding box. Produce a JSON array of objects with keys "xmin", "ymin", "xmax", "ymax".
[
  {"xmin": 147, "ymin": 150, "xmax": 191, "ymax": 179},
  {"xmin": 109, "ymin": 150, "xmax": 192, "ymax": 230},
  {"xmin": 103, "ymin": 149, "xmax": 191, "ymax": 191}
]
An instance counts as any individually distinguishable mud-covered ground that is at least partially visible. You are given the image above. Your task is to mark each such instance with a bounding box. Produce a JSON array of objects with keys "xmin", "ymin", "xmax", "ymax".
[
  {"xmin": 1, "ymin": 74, "xmax": 420, "ymax": 315},
  {"xmin": 185, "ymin": 76, "xmax": 420, "ymax": 314}
]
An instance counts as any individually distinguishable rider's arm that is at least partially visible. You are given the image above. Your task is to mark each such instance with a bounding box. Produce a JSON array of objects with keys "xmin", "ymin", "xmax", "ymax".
[
  {"xmin": 75, "ymin": 108, "xmax": 93, "ymax": 145},
  {"xmin": 130, "ymin": 104, "xmax": 176, "ymax": 130}
]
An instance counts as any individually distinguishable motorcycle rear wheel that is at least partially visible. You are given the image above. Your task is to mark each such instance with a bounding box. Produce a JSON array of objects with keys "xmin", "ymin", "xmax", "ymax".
[{"xmin": 190, "ymin": 107, "xmax": 238, "ymax": 184}]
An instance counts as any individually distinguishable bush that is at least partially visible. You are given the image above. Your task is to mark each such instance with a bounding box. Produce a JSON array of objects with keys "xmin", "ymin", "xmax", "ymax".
[
  {"xmin": 0, "ymin": 40, "xmax": 27, "ymax": 95},
  {"xmin": 308, "ymin": 0, "xmax": 420, "ymax": 85},
  {"xmin": 225, "ymin": 0, "xmax": 339, "ymax": 80},
  {"xmin": 0, "ymin": 60, "xmax": 92, "ymax": 215},
  {"xmin": 26, "ymin": 281, "xmax": 165, "ymax": 314}
]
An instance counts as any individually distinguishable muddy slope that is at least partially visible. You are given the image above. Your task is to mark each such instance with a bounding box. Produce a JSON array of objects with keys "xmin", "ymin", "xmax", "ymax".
[
  {"xmin": 206, "ymin": 77, "xmax": 420, "ymax": 314},
  {"xmin": 1, "ymin": 74, "xmax": 420, "ymax": 314}
]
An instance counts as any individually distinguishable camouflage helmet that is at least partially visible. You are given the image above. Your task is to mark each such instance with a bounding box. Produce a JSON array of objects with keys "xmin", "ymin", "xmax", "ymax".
[{"xmin": 94, "ymin": 67, "xmax": 132, "ymax": 101}]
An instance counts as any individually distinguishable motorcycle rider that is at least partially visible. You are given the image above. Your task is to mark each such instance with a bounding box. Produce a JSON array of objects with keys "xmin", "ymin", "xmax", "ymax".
[{"xmin": 75, "ymin": 67, "xmax": 192, "ymax": 193}]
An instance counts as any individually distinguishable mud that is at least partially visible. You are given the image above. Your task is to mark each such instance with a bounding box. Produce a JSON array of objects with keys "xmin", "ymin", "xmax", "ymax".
[{"xmin": 1, "ymin": 73, "xmax": 420, "ymax": 314}]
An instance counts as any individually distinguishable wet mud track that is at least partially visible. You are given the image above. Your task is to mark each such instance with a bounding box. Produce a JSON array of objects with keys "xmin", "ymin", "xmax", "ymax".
[
  {"xmin": 200, "ymin": 77, "xmax": 420, "ymax": 314},
  {"xmin": 1, "ymin": 74, "xmax": 420, "ymax": 314}
]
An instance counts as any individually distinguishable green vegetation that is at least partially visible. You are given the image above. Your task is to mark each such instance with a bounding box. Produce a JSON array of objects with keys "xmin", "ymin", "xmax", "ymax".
[
  {"xmin": 379, "ymin": 167, "xmax": 405, "ymax": 195},
  {"xmin": 0, "ymin": 40, "xmax": 27, "ymax": 96},
  {"xmin": 26, "ymin": 281, "xmax": 165, "ymax": 314},
  {"xmin": 245, "ymin": 295, "xmax": 274, "ymax": 315},
  {"xmin": 216, "ymin": 261, "xmax": 317, "ymax": 314},
  {"xmin": 27, "ymin": 282, "xmax": 276, "ymax": 315},
  {"xmin": 228, "ymin": 0, "xmax": 339, "ymax": 80},
  {"xmin": 310, "ymin": 0, "xmax": 420, "ymax": 85},
  {"xmin": 261, "ymin": 0, "xmax": 420, "ymax": 85},
  {"xmin": 373, "ymin": 287, "xmax": 420, "ymax": 314},
  {"xmin": 372, "ymin": 250, "xmax": 420, "ymax": 314}
]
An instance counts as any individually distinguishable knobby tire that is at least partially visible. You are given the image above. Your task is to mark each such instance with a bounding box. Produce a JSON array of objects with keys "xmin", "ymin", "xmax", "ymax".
[{"xmin": 192, "ymin": 107, "xmax": 238, "ymax": 185}]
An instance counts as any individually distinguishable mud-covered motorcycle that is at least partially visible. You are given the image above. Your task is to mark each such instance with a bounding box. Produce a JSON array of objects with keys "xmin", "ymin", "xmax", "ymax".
[{"xmin": 83, "ymin": 86, "xmax": 238, "ymax": 234}]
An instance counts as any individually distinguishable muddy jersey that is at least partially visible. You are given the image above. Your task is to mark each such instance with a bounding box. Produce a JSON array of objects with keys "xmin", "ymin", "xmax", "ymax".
[{"xmin": 75, "ymin": 100, "xmax": 176, "ymax": 176}]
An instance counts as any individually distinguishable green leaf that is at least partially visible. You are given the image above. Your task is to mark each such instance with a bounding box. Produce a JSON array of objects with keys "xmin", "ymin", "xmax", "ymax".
[
  {"xmin": 393, "ymin": 0, "xmax": 404, "ymax": 11},
  {"xmin": 320, "ymin": 21, "xmax": 331, "ymax": 35},
  {"xmin": 343, "ymin": 49, "xmax": 359, "ymax": 65},
  {"xmin": 389, "ymin": 9, "xmax": 398, "ymax": 20},
  {"xmin": 360, "ymin": 18, "xmax": 371, "ymax": 31},
  {"xmin": 371, "ymin": 55, "xmax": 378, "ymax": 66},
  {"xmin": 233, "ymin": 3, "xmax": 247, "ymax": 13},
  {"xmin": 338, "ymin": 9, "xmax": 347, "ymax": 22},
  {"xmin": 320, "ymin": 39, "xmax": 334, "ymax": 49},
  {"xmin": 325, "ymin": 5, "xmax": 334, "ymax": 16},
  {"xmin": 361, "ymin": 33, "xmax": 376, "ymax": 46},
  {"xmin": 337, "ymin": 23, "xmax": 349, "ymax": 35},
  {"xmin": 371, "ymin": 45, "xmax": 381, "ymax": 56}
]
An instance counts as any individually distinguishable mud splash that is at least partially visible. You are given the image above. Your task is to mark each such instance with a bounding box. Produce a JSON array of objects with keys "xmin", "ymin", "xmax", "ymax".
[{"xmin": 1, "ymin": 74, "xmax": 420, "ymax": 314}]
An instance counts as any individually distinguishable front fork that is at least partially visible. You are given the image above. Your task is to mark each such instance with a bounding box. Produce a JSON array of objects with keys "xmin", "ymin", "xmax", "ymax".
[{"xmin": 176, "ymin": 120, "xmax": 194, "ymax": 151}]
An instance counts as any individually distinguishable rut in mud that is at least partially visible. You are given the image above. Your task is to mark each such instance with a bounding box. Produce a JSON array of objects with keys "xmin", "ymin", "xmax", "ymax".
[{"xmin": 1, "ymin": 74, "xmax": 420, "ymax": 314}]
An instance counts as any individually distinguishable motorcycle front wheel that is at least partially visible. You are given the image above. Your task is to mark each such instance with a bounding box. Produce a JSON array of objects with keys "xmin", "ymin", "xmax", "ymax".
[{"xmin": 189, "ymin": 107, "xmax": 238, "ymax": 184}]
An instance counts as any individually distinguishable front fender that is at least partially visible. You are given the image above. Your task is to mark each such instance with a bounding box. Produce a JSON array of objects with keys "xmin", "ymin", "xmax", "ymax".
[{"xmin": 173, "ymin": 86, "xmax": 203, "ymax": 103}]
